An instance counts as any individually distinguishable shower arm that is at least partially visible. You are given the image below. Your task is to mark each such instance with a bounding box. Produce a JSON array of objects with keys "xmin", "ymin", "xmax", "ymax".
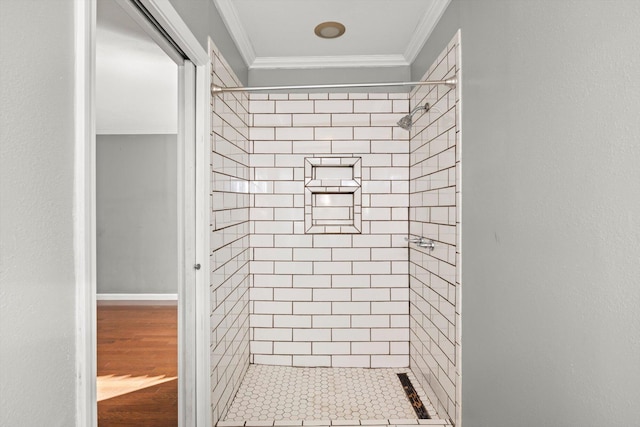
[
  {"xmin": 211, "ymin": 77, "xmax": 457, "ymax": 94},
  {"xmin": 408, "ymin": 103, "xmax": 430, "ymax": 116}
]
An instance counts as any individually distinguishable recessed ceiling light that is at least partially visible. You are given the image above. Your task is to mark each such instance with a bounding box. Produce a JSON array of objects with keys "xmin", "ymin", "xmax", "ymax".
[{"xmin": 314, "ymin": 21, "xmax": 346, "ymax": 39}]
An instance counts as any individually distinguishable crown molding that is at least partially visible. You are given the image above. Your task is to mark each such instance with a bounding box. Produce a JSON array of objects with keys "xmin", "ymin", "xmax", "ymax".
[
  {"xmin": 250, "ymin": 55, "xmax": 409, "ymax": 70},
  {"xmin": 404, "ymin": 0, "xmax": 452, "ymax": 63},
  {"xmin": 213, "ymin": 0, "xmax": 256, "ymax": 66}
]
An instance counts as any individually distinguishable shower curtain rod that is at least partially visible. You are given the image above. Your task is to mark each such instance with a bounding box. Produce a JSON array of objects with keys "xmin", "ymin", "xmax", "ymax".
[{"xmin": 210, "ymin": 77, "xmax": 457, "ymax": 94}]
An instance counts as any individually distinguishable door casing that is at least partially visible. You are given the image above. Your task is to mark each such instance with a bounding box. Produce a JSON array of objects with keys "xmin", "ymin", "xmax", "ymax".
[{"xmin": 74, "ymin": 1, "xmax": 211, "ymax": 425}]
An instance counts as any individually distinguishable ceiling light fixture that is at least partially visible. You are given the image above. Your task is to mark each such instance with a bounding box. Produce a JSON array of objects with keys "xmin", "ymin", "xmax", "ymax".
[{"xmin": 314, "ymin": 21, "xmax": 346, "ymax": 39}]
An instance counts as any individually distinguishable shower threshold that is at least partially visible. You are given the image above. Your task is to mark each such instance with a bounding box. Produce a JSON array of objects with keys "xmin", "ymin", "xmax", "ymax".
[{"xmin": 218, "ymin": 365, "xmax": 452, "ymax": 427}]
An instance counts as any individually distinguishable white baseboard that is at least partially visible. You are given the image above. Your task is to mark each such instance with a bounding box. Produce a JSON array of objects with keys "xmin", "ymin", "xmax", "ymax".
[{"xmin": 96, "ymin": 293, "xmax": 178, "ymax": 305}]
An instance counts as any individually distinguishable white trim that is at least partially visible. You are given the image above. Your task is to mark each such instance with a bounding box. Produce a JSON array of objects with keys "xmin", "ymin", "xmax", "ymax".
[
  {"xmin": 176, "ymin": 60, "xmax": 196, "ymax": 427},
  {"xmin": 114, "ymin": 0, "xmax": 184, "ymax": 64},
  {"xmin": 454, "ymin": 29, "xmax": 462, "ymax": 427},
  {"xmin": 140, "ymin": 0, "xmax": 209, "ymax": 66},
  {"xmin": 403, "ymin": 0, "xmax": 452, "ymax": 63},
  {"xmin": 213, "ymin": 0, "xmax": 256, "ymax": 66},
  {"xmin": 197, "ymin": 44, "xmax": 213, "ymax": 427},
  {"xmin": 250, "ymin": 54, "xmax": 409, "ymax": 70},
  {"xmin": 140, "ymin": 3, "xmax": 211, "ymax": 426},
  {"xmin": 74, "ymin": 0, "xmax": 96, "ymax": 425},
  {"xmin": 96, "ymin": 293, "xmax": 178, "ymax": 301}
]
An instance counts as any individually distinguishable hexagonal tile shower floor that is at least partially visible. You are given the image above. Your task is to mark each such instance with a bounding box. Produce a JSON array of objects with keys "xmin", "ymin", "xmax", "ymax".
[{"xmin": 218, "ymin": 365, "xmax": 452, "ymax": 427}]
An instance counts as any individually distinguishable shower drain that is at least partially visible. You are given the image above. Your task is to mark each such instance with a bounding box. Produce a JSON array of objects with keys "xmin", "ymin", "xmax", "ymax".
[{"xmin": 397, "ymin": 373, "xmax": 431, "ymax": 419}]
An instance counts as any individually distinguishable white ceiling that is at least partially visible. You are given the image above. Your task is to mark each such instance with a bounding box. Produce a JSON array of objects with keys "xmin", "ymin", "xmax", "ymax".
[{"xmin": 214, "ymin": 0, "xmax": 451, "ymax": 69}]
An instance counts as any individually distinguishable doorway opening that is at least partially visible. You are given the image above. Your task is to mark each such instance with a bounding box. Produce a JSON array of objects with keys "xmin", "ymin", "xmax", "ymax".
[
  {"xmin": 76, "ymin": 0, "xmax": 211, "ymax": 425},
  {"xmin": 96, "ymin": 1, "xmax": 181, "ymax": 424}
]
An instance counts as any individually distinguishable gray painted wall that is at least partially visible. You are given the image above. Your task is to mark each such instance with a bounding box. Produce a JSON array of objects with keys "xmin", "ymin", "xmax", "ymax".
[
  {"xmin": 413, "ymin": 1, "xmax": 640, "ymax": 425},
  {"xmin": 248, "ymin": 66, "xmax": 411, "ymax": 91},
  {"xmin": 168, "ymin": 0, "xmax": 248, "ymax": 84},
  {"xmin": 0, "ymin": 0, "xmax": 76, "ymax": 425},
  {"xmin": 96, "ymin": 134, "xmax": 177, "ymax": 295}
]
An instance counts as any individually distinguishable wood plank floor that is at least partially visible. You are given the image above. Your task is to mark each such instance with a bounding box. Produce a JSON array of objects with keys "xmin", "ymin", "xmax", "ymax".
[{"xmin": 97, "ymin": 304, "xmax": 177, "ymax": 427}]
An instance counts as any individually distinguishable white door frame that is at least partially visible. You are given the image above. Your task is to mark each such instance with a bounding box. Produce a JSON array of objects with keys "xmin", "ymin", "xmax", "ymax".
[{"xmin": 74, "ymin": 0, "xmax": 211, "ymax": 425}]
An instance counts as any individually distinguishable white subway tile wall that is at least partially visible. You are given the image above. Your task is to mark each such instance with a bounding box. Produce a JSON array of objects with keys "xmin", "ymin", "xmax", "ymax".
[
  {"xmin": 408, "ymin": 32, "xmax": 461, "ymax": 425},
  {"xmin": 210, "ymin": 30, "xmax": 462, "ymax": 426},
  {"xmin": 249, "ymin": 92, "xmax": 411, "ymax": 369},
  {"xmin": 210, "ymin": 39, "xmax": 251, "ymax": 424}
]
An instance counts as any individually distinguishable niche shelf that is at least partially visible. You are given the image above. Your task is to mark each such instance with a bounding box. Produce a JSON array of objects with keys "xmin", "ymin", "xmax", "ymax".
[{"xmin": 304, "ymin": 157, "xmax": 362, "ymax": 234}]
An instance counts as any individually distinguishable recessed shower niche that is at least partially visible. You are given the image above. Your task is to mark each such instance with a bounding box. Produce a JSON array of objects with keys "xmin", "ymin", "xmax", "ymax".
[{"xmin": 304, "ymin": 157, "xmax": 362, "ymax": 234}]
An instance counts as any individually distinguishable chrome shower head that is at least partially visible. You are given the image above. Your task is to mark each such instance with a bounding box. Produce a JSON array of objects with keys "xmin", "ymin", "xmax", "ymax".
[
  {"xmin": 397, "ymin": 102, "xmax": 430, "ymax": 130},
  {"xmin": 397, "ymin": 115, "xmax": 413, "ymax": 131}
]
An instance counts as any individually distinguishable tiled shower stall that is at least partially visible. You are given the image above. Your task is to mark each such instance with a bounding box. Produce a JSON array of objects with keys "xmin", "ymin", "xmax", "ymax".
[{"xmin": 209, "ymin": 31, "xmax": 461, "ymax": 426}]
